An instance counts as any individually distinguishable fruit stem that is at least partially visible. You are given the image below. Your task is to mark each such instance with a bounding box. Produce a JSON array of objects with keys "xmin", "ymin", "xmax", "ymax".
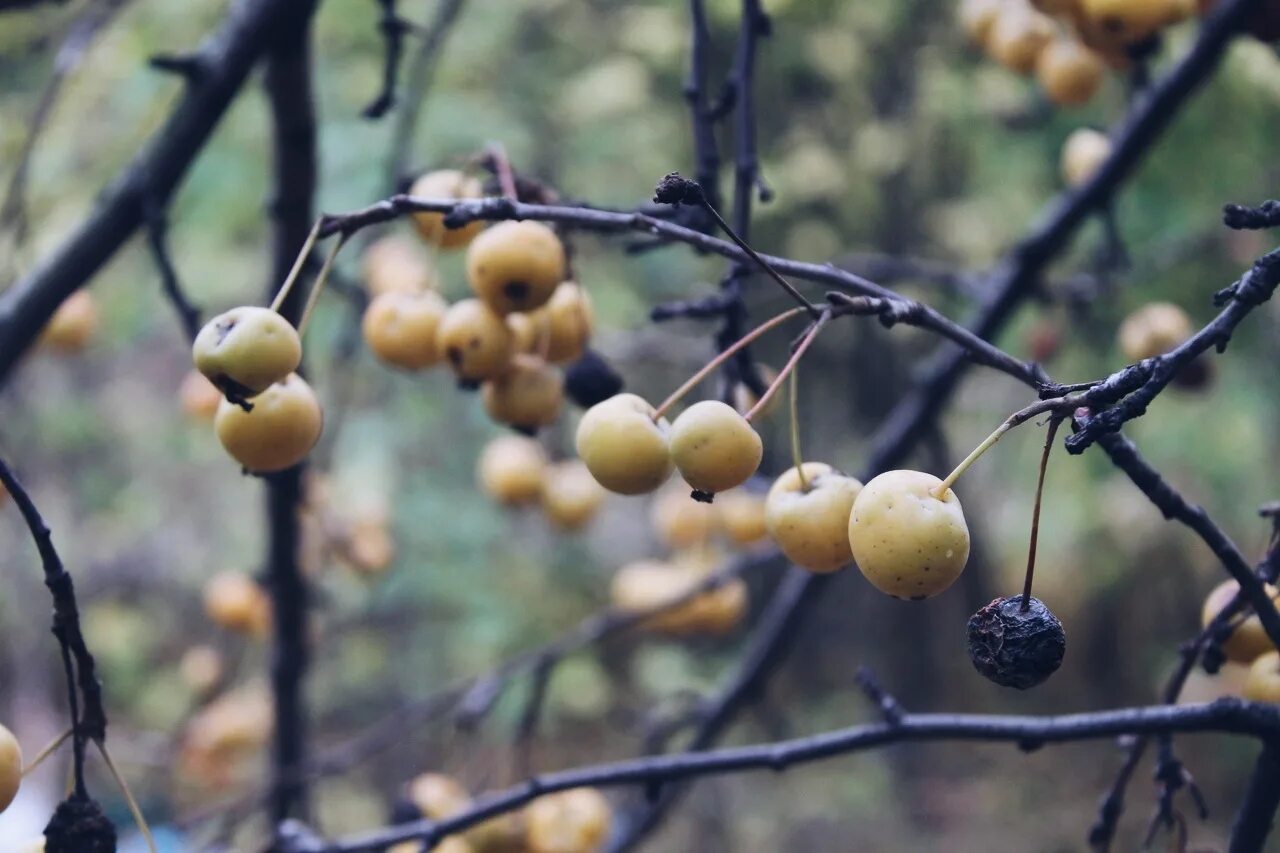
[
  {"xmin": 20, "ymin": 727, "xmax": 72, "ymax": 778},
  {"xmin": 269, "ymin": 218, "xmax": 323, "ymax": 315},
  {"xmin": 652, "ymin": 306, "xmax": 807, "ymax": 421},
  {"xmin": 96, "ymin": 739, "xmax": 157, "ymax": 853},
  {"xmin": 789, "ymin": 364, "xmax": 809, "ymax": 492},
  {"xmin": 697, "ymin": 201, "xmax": 821, "ymax": 319},
  {"xmin": 1021, "ymin": 417, "xmax": 1062, "ymax": 612},
  {"xmin": 297, "ymin": 234, "xmax": 349, "ymax": 337},
  {"xmin": 745, "ymin": 310, "xmax": 830, "ymax": 424},
  {"xmin": 931, "ymin": 397, "xmax": 1062, "ymax": 499}
]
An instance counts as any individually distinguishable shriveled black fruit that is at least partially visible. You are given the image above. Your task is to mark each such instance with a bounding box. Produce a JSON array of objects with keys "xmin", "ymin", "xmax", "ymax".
[
  {"xmin": 967, "ymin": 595, "xmax": 1066, "ymax": 690},
  {"xmin": 45, "ymin": 795, "xmax": 117, "ymax": 853},
  {"xmin": 565, "ymin": 348, "xmax": 623, "ymax": 409}
]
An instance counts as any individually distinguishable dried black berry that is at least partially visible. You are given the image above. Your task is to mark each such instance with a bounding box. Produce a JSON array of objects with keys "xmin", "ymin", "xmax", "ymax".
[
  {"xmin": 967, "ymin": 595, "xmax": 1066, "ymax": 690},
  {"xmin": 45, "ymin": 795, "xmax": 117, "ymax": 853},
  {"xmin": 565, "ymin": 349, "xmax": 624, "ymax": 409}
]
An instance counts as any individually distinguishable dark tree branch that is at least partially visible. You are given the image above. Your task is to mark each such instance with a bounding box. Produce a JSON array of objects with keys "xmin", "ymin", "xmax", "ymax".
[
  {"xmin": 0, "ymin": 0, "xmax": 133, "ymax": 247},
  {"xmin": 0, "ymin": 457, "xmax": 106, "ymax": 802},
  {"xmin": 1224, "ymin": 200, "xmax": 1280, "ymax": 231},
  {"xmin": 147, "ymin": 52, "xmax": 208, "ymax": 80},
  {"xmin": 145, "ymin": 206, "xmax": 202, "ymax": 343},
  {"xmin": 262, "ymin": 1, "xmax": 321, "ymax": 831},
  {"xmin": 1229, "ymin": 740, "xmax": 1280, "ymax": 853},
  {"xmin": 384, "ymin": 0, "xmax": 467, "ymax": 192},
  {"xmin": 326, "ymin": 699, "xmax": 1280, "ymax": 852},
  {"xmin": 361, "ymin": 0, "xmax": 411, "ymax": 119},
  {"xmin": 684, "ymin": 0, "xmax": 721, "ymax": 214},
  {"xmin": 0, "ymin": 0, "xmax": 326, "ymax": 388}
]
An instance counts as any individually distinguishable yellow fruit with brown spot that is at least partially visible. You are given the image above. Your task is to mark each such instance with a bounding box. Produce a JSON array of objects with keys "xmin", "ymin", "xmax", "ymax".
[
  {"xmin": 466, "ymin": 221, "xmax": 566, "ymax": 315},
  {"xmin": 437, "ymin": 299, "xmax": 514, "ymax": 383},
  {"xmin": 362, "ymin": 291, "xmax": 449, "ymax": 370},
  {"xmin": 410, "ymin": 170, "xmax": 486, "ymax": 249},
  {"xmin": 194, "ymin": 306, "xmax": 302, "ymax": 399},
  {"xmin": 482, "ymin": 355, "xmax": 564, "ymax": 431},
  {"xmin": 214, "ymin": 373, "xmax": 323, "ymax": 472}
]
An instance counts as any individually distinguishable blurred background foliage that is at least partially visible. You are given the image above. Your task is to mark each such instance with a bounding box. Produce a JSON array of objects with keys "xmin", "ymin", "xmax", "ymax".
[{"xmin": 2, "ymin": 0, "xmax": 1280, "ymax": 849}]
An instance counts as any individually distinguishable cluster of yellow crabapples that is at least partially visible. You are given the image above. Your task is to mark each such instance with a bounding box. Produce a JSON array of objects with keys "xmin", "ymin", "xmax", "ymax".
[
  {"xmin": 1202, "ymin": 580, "xmax": 1280, "ymax": 705},
  {"xmin": 958, "ymin": 0, "xmax": 1262, "ymax": 108},
  {"xmin": 180, "ymin": 168, "xmax": 593, "ymax": 476}
]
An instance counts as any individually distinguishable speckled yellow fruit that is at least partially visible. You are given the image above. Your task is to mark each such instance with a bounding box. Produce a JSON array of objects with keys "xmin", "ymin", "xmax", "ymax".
[
  {"xmin": 466, "ymin": 221, "xmax": 566, "ymax": 315},
  {"xmin": 203, "ymin": 571, "xmax": 271, "ymax": 637},
  {"xmin": 408, "ymin": 772, "xmax": 472, "ymax": 819},
  {"xmin": 477, "ymin": 435, "xmax": 548, "ymax": 505},
  {"xmin": 0, "ymin": 723, "xmax": 22, "ymax": 814},
  {"xmin": 1202, "ymin": 580, "xmax": 1280, "ymax": 663},
  {"xmin": 651, "ymin": 482, "xmax": 716, "ymax": 549},
  {"xmin": 1081, "ymin": 0, "xmax": 1187, "ymax": 43},
  {"xmin": 1036, "ymin": 38, "xmax": 1104, "ymax": 106},
  {"xmin": 507, "ymin": 312, "xmax": 540, "ymax": 354},
  {"xmin": 180, "ymin": 369, "xmax": 223, "ymax": 422},
  {"xmin": 848, "ymin": 470, "xmax": 970, "ymax": 600},
  {"xmin": 409, "ymin": 170, "xmax": 486, "ymax": 249},
  {"xmin": 1244, "ymin": 651, "xmax": 1280, "ymax": 703},
  {"xmin": 575, "ymin": 394, "xmax": 674, "ymax": 495},
  {"xmin": 39, "ymin": 290, "xmax": 98, "ymax": 352},
  {"xmin": 987, "ymin": 7, "xmax": 1055, "ymax": 74},
  {"xmin": 959, "ymin": 0, "xmax": 1005, "ymax": 45},
  {"xmin": 610, "ymin": 560, "xmax": 744, "ymax": 635},
  {"xmin": 214, "ymin": 373, "xmax": 323, "ymax": 472},
  {"xmin": 541, "ymin": 282, "xmax": 594, "ymax": 364},
  {"xmin": 437, "ymin": 299, "xmax": 514, "ymax": 383},
  {"xmin": 363, "ymin": 234, "xmax": 436, "ymax": 296},
  {"xmin": 194, "ymin": 306, "xmax": 302, "ymax": 397},
  {"xmin": 482, "ymin": 355, "xmax": 564, "ymax": 431},
  {"xmin": 525, "ymin": 788, "xmax": 612, "ymax": 853},
  {"xmin": 540, "ymin": 461, "xmax": 605, "ymax": 531},
  {"xmin": 179, "ymin": 645, "xmax": 225, "ymax": 694},
  {"xmin": 362, "ymin": 290, "xmax": 448, "ymax": 370},
  {"xmin": 715, "ymin": 488, "xmax": 769, "ymax": 547},
  {"xmin": 669, "ymin": 401, "xmax": 762, "ymax": 495},
  {"xmin": 765, "ymin": 463, "xmax": 863, "ymax": 573},
  {"xmin": 1060, "ymin": 128, "xmax": 1112, "ymax": 188},
  {"xmin": 1117, "ymin": 301, "xmax": 1192, "ymax": 361}
]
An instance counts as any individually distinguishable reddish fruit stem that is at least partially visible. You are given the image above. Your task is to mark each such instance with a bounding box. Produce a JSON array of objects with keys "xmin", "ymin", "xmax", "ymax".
[
  {"xmin": 745, "ymin": 310, "xmax": 830, "ymax": 423},
  {"xmin": 1022, "ymin": 416, "xmax": 1062, "ymax": 612}
]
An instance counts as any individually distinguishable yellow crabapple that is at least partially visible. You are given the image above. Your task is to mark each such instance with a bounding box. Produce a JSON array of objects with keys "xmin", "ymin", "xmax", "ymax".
[
  {"xmin": 765, "ymin": 463, "xmax": 864, "ymax": 573},
  {"xmin": 848, "ymin": 470, "xmax": 970, "ymax": 600},
  {"xmin": 1036, "ymin": 37, "xmax": 1105, "ymax": 106},
  {"xmin": 362, "ymin": 290, "xmax": 449, "ymax": 370},
  {"xmin": 1081, "ymin": 0, "xmax": 1188, "ymax": 43},
  {"xmin": 194, "ymin": 306, "xmax": 302, "ymax": 398},
  {"xmin": 715, "ymin": 488, "xmax": 769, "ymax": 546},
  {"xmin": 650, "ymin": 481, "xmax": 716, "ymax": 550},
  {"xmin": 1060, "ymin": 127, "xmax": 1112, "ymax": 188},
  {"xmin": 540, "ymin": 460, "xmax": 605, "ymax": 531},
  {"xmin": 507, "ymin": 312, "xmax": 541, "ymax": 354},
  {"xmin": 477, "ymin": 434, "xmax": 548, "ymax": 505},
  {"xmin": 575, "ymin": 394, "xmax": 674, "ymax": 495},
  {"xmin": 669, "ymin": 400, "xmax": 763, "ymax": 496},
  {"xmin": 541, "ymin": 282, "xmax": 594, "ymax": 364},
  {"xmin": 408, "ymin": 772, "xmax": 471, "ymax": 820},
  {"xmin": 959, "ymin": 0, "xmax": 1006, "ymax": 46},
  {"xmin": 1202, "ymin": 580, "xmax": 1280, "ymax": 663},
  {"xmin": 363, "ymin": 234, "xmax": 436, "ymax": 297},
  {"xmin": 466, "ymin": 221, "xmax": 567, "ymax": 315},
  {"xmin": 1117, "ymin": 301, "xmax": 1192, "ymax": 361},
  {"xmin": 525, "ymin": 788, "xmax": 613, "ymax": 853},
  {"xmin": 482, "ymin": 355, "xmax": 564, "ymax": 431},
  {"xmin": 0, "ymin": 723, "xmax": 21, "ymax": 814},
  {"xmin": 409, "ymin": 170, "xmax": 486, "ymax": 249},
  {"xmin": 179, "ymin": 369, "xmax": 223, "ymax": 422},
  {"xmin": 39, "ymin": 290, "xmax": 98, "ymax": 352},
  {"xmin": 214, "ymin": 373, "xmax": 323, "ymax": 472},
  {"xmin": 437, "ymin": 299, "xmax": 514, "ymax": 383},
  {"xmin": 203, "ymin": 571, "xmax": 271, "ymax": 637},
  {"xmin": 1244, "ymin": 651, "xmax": 1280, "ymax": 703},
  {"xmin": 179, "ymin": 645, "xmax": 225, "ymax": 695},
  {"xmin": 987, "ymin": 7, "xmax": 1055, "ymax": 74}
]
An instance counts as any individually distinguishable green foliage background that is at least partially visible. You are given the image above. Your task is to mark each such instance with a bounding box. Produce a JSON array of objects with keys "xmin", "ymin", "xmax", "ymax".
[{"xmin": 3, "ymin": 0, "xmax": 1280, "ymax": 849}]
